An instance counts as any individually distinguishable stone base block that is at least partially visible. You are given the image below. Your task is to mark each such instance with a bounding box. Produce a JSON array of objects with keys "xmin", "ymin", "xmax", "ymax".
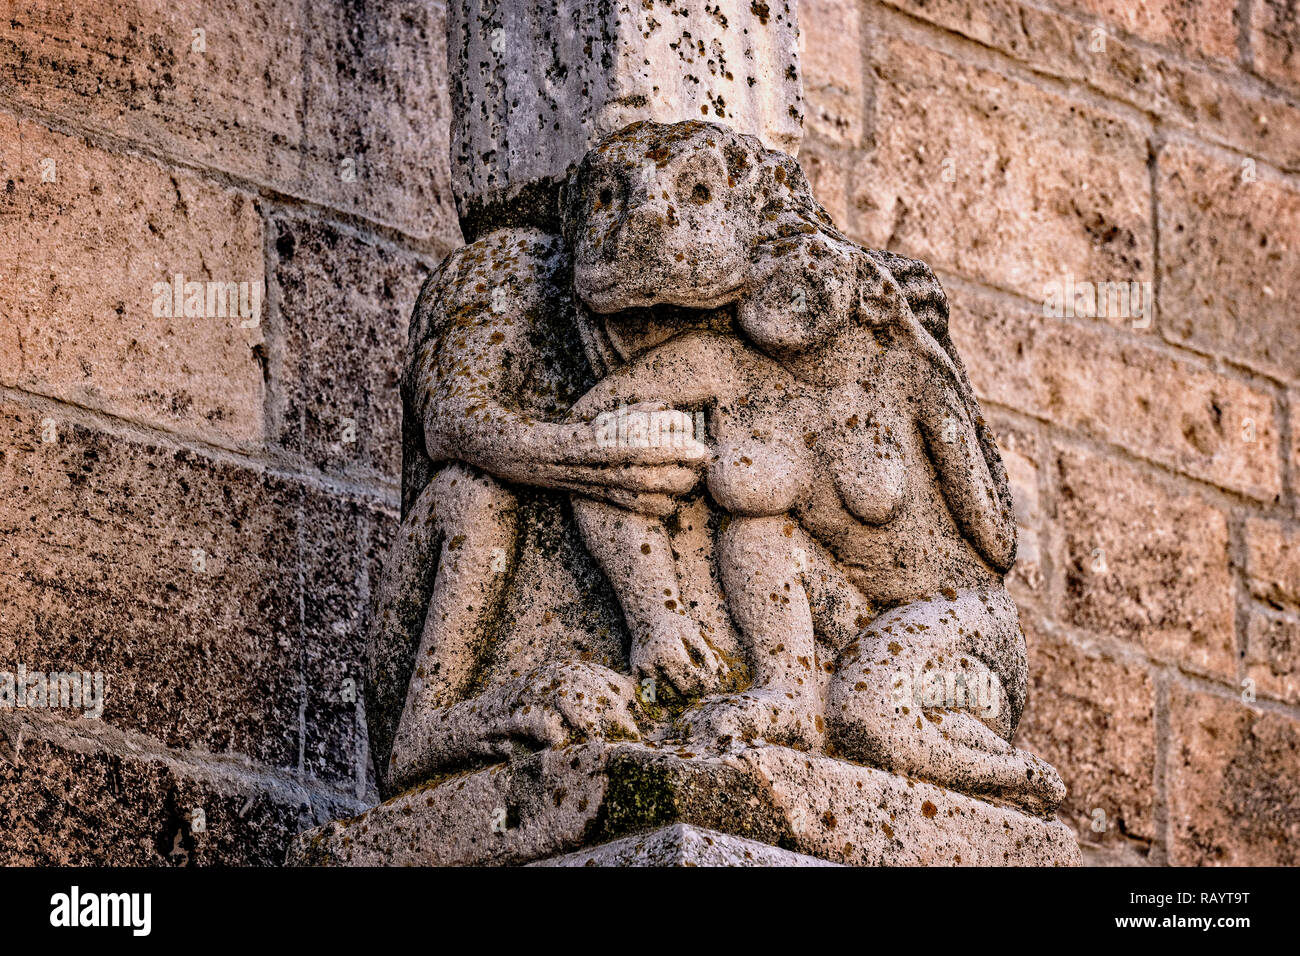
[
  {"xmin": 287, "ymin": 743, "xmax": 1080, "ymax": 867},
  {"xmin": 529, "ymin": 823, "xmax": 839, "ymax": 867}
]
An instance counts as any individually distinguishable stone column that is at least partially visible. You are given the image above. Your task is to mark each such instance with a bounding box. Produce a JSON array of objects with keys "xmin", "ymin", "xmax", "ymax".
[{"xmin": 448, "ymin": 0, "xmax": 803, "ymax": 240}]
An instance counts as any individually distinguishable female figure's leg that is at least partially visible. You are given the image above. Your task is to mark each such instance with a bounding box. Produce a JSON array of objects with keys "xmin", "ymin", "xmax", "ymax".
[{"xmin": 827, "ymin": 588, "xmax": 1065, "ymax": 815}]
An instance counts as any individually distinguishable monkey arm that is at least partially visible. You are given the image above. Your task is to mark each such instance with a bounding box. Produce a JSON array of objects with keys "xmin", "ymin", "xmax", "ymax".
[{"xmin": 409, "ymin": 321, "xmax": 705, "ymax": 502}]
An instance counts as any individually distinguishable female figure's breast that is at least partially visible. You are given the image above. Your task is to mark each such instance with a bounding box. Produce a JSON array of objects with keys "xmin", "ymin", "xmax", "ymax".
[
  {"xmin": 825, "ymin": 398, "xmax": 909, "ymax": 527},
  {"xmin": 706, "ymin": 400, "xmax": 813, "ymax": 517}
]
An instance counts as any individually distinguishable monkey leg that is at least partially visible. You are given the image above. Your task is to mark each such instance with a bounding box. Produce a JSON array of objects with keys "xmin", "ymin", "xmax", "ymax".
[
  {"xmin": 573, "ymin": 496, "xmax": 730, "ymax": 700},
  {"xmin": 386, "ymin": 462, "xmax": 519, "ymax": 790}
]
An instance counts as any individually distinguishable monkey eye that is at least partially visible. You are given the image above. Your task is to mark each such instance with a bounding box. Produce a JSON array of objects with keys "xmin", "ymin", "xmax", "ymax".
[{"xmin": 690, "ymin": 183, "xmax": 712, "ymax": 205}]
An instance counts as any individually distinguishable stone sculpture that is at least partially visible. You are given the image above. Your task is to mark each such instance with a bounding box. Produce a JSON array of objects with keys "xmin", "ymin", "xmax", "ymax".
[
  {"xmin": 290, "ymin": 0, "xmax": 1079, "ymax": 866},
  {"xmin": 365, "ymin": 119, "xmax": 1065, "ymax": 819}
]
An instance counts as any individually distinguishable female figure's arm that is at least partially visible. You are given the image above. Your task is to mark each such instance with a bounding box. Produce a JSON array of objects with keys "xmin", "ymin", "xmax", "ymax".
[
  {"xmin": 905, "ymin": 338, "xmax": 1017, "ymax": 573},
  {"xmin": 567, "ymin": 330, "xmax": 745, "ymax": 421}
]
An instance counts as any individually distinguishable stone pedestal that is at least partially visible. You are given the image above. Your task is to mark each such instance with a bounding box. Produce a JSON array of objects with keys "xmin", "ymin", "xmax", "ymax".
[
  {"xmin": 288, "ymin": 743, "xmax": 1079, "ymax": 867},
  {"xmin": 529, "ymin": 823, "xmax": 838, "ymax": 867}
]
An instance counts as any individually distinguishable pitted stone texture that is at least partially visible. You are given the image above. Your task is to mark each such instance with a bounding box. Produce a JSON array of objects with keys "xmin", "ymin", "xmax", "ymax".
[
  {"xmin": 949, "ymin": 286, "xmax": 1282, "ymax": 502},
  {"xmin": 1167, "ymin": 686, "xmax": 1300, "ymax": 866},
  {"xmin": 0, "ymin": 713, "xmax": 361, "ymax": 866},
  {"xmin": 1159, "ymin": 140, "xmax": 1300, "ymax": 386},
  {"xmin": 287, "ymin": 743, "xmax": 1080, "ymax": 866},
  {"xmin": 0, "ymin": 113, "xmax": 265, "ymax": 450},
  {"xmin": 530, "ymin": 823, "xmax": 839, "ymax": 866},
  {"xmin": 882, "ymin": 0, "xmax": 1300, "ymax": 175},
  {"xmin": 448, "ymin": 0, "xmax": 803, "ymax": 237},
  {"xmin": 1253, "ymin": 0, "xmax": 1300, "ymax": 93},
  {"xmin": 375, "ymin": 121, "xmax": 1064, "ymax": 818},
  {"xmin": 0, "ymin": 0, "xmax": 459, "ymax": 247}
]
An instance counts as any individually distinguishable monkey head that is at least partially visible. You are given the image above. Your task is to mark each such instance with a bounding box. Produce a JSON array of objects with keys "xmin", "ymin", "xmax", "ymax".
[{"xmin": 561, "ymin": 120, "xmax": 831, "ymax": 315}]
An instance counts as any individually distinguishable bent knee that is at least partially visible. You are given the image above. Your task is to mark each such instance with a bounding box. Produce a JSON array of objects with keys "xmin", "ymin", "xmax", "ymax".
[{"xmin": 429, "ymin": 462, "xmax": 518, "ymax": 528}]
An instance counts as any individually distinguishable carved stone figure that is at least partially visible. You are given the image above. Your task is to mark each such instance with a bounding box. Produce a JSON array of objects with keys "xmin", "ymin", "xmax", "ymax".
[{"xmin": 365, "ymin": 119, "xmax": 1066, "ymax": 819}]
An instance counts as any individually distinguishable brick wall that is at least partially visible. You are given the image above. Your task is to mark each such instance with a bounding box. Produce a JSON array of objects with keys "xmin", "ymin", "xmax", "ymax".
[
  {"xmin": 1, "ymin": 0, "xmax": 1296, "ymax": 865},
  {"xmin": 0, "ymin": 0, "xmax": 457, "ymax": 863},
  {"xmin": 800, "ymin": 0, "xmax": 1300, "ymax": 864}
]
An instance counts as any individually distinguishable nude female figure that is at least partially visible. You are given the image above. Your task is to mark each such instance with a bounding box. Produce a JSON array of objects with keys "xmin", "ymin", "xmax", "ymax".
[{"xmin": 561, "ymin": 121, "xmax": 1065, "ymax": 814}]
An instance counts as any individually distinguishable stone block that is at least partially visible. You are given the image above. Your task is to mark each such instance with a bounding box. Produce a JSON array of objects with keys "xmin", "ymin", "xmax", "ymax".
[
  {"xmin": 529, "ymin": 822, "xmax": 839, "ymax": 866},
  {"xmin": 1159, "ymin": 140, "xmax": 1300, "ymax": 385},
  {"xmin": 0, "ymin": 112, "xmax": 265, "ymax": 449},
  {"xmin": 0, "ymin": 398, "xmax": 369, "ymax": 773},
  {"xmin": 1052, "ymin": 446, "xmax": 1236, "ymax": 678},
  {"xmin": 800, "ymin": 0, "xmax": 866, "ymax": 146},
  {"xmin": 288, "ymin": 742, "xmax": 1080, "ymax": 866},
  {"xmin": 0, "ymin": 0, "xmax": 459, "ymax": 246},
  {"xmin": 1244, "ymin": 517, "xmax": 1300, "ymax": 607},
  {"xmin": 854, "ymin": 35, "xmax": 1152, "ymax": 305},
  {"xmin": 949, "ymin": 288, "xmax": 1282, "ymax": 501},
  {"xmin": 0, "ymin": 713, "xmax": 361, "ymax": 866},
  {"xmin": 1167, "ymin": 685, "xmax": 1300, "ymax": 866},
  {"xmin": 1245, "ymin": 607, "xmax": 1300, "ymax": 706},
  {"xmin": 881, "ymin": 0, "xmax": 1300, "ymax": 175},
  {"xmin": 1015, "ymin": 623, "xmax": 1157, "ymax": 847},
  {"xmin": 268, "ymin": 213, "xmax": 430, "ymax": 483},
  {"xmin": 1252, "ymin": 0, "xmax": 1300, "ymax": 93}
]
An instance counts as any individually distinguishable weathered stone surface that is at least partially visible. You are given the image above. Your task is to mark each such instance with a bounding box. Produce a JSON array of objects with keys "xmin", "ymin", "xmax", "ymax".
[
  {"xmin": 1245, "ymin": 607, "xmax": 1300, "ymax": 706},
  {"xmin": 1052, "ymin": 446, "xmax": 1236, "ymax": 678},
  {"xmin": 990, "ymin": 420, "xmax": 1047, "ymax": 600},
  {"xmin": 268, "ymin": 213, "xmax": 431, "ymax": 483},
  {"xmin": 0, "ymin": 712, "xmax": 361, "ymax": 866},
  {"xmin": 1292, "ymin": 392, "xmax": 1300, "ymax": 516},
  {"xmin": 949, "ymin": 286, "xmax": 1282, "ymax": 501},
  {"xmin": 1167, "ymin": 685, "xmax": 1300, "ymax": 866},
  {"xmin": 1014, "ymin": 623, "xmax": 1157, "ymax": 850},
  {"xmin": 1159, "ymin": 140, "xmax": 1300, "ymax": 385},
  {"xmin": 1252, "ymin": 0, "xmax": 1300, "ymax": 93},
  {"xmin": 0, "ymin": 398, "xmax": 365, "ymax": 773},
  {"xmin": 880, "ymin": 0, "xmax": 1300, "ymax": 174},
  {"xmin": 447, "ymin": 0, "xmax": 803, "ymax": 237},
  {"xmin": 1244, "ymin": 517, "xmax": 1300, "ymax": 607},
  {"xmin": 0, "ymin": 112, "xmax": 265, "ymax": 450},
  {"xmin": 0, "ymin": 0, "xmax": 459, "ymax": 246},
  {"xmin": 1053, "ymin": 0, "xmax": 1239, "ymax": 62},
  {"xmin": 854, "ymin": 35, "xmax": 1152, "ymax": 304},
  {"xmin": 300, "ymin": 492, "xmax": 383, "ymax": 797},
  {"xmin": 288, "ymin": 743, "xmax": 1080, "ymax": 866},
  {"xmin": 800, "ymin": 0, "xmax": 865, "ymax": 146},
  {"xmin": 798, "ymin": 143, "xmax": 850, "ymax": 225},
  {"xmin": 529, "ymin": 822, "xmax": 839, "ymax": 866}
]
